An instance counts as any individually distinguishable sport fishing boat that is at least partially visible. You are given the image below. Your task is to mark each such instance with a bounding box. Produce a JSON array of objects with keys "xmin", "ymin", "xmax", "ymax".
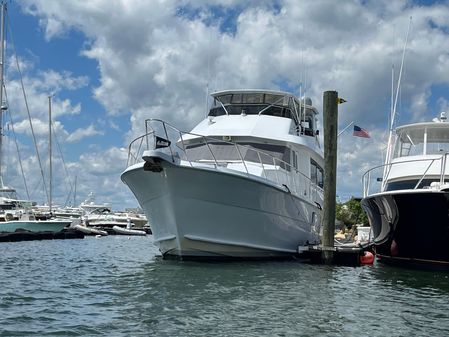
[
  {"xmin": 121, "ymin": 89, "xmax": 324, "ymax": 259},
  {"xmin": 361, "ymin": 112, "xmax": 449, "ymax": 269}
]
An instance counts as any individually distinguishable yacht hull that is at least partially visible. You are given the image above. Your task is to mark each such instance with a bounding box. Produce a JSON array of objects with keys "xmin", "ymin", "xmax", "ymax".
[
  {"xmin": 122, "ymin": 160, "xmax": 321, "ymax": 259},
  {"xmin": 0, "ymin": 219, "xmax": 73, "ymax": 233},
  {"xmin": 361, "ymin": 190, "xmax": 449, "ymax": 269}
]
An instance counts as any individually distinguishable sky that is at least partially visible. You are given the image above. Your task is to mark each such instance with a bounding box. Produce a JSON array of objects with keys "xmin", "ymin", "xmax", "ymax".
[{"xmin": 0, "ymin": 0, "xmax": 448, "ymax": 210}]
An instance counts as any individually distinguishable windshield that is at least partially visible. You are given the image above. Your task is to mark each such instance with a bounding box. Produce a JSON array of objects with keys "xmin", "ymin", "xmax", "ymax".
[
  {"xmin": 209, "ymin": 92, "xmax": 298, "ymax": 121},
  {"xmin": 185, "ymin": 142, "xmax": 291, "ymax": 166},
  {"xmin": 393, "ymin": 126, "xmax": 449, "ymax": 158}
]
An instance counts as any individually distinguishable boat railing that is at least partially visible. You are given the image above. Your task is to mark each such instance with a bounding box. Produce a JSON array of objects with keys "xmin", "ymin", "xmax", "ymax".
[
  {"xmin": 362, "ymin": 153, "xmax": 449, "ymax": 197},
  {"xmin": 126, "ymin": 119, "xmax": 322, "ymax": 204}
]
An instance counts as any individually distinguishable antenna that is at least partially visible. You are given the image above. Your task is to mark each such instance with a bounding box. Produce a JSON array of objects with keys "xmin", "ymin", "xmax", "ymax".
[
  {"xmin": 205, "ymin": 28, "xmax": 212, "ymax": 118},
  {"xmin": 382, "ymin": 17, "xmax": 412, "ymax": 190},
  {"xmin": 0, "ymin": 2, "xmax": 6, "ymax": 189}
]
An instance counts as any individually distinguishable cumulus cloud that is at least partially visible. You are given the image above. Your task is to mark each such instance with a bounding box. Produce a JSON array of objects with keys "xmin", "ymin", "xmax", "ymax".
[
  {"xmin": 13, "ymin": 0, "xmax": 449, "ymax": 207},
  {"xmin": 66, "ymin": 124, "xmax": 104, "ymax": 143},
  {"xmin": 4, "ymin": 56, "xmax": 87, "ymax": 120}
]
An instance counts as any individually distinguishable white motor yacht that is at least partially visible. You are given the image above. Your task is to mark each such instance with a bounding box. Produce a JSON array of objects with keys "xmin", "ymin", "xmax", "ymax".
[{"xmin": 121, "ymin": 89, "xmax": 324, "ymax": 259}]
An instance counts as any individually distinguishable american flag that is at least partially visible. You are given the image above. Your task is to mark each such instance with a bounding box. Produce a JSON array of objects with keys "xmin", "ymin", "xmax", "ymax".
[{"xmin": 353, "ymin": 125, "xmax": 370, "ymax": 138}]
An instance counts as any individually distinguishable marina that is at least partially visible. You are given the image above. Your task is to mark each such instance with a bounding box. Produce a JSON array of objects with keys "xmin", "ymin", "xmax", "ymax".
[{"xmin": 0, "ymin": 1, "xmax": 448, "ymax": 336}]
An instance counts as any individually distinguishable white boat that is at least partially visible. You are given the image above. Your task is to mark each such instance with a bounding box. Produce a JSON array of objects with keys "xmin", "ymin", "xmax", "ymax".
[
  {"xmin": 112, "ymin": 210, "xmax": 148, "ymax": 228},
  {"xmin": 71, "ymin": 219, "xmax": 108, "ymax": 236},
  {"xmin": 362, "ymin": 112, "xmax": 449, "ymax": 267},
  {"xmin": 112, "ymin": 225, "xmax": 146, "ymax": 236},
  {"xmin": 121, "ymin": 89, "xmax": 324, "ymax": 259},
  {"xmin": 79, "ymin": 192, "xmax": 111, "ymax": 214},
  {"xmin": 83, "ymin": 206, "xmax": 148, "ymax": 229}
]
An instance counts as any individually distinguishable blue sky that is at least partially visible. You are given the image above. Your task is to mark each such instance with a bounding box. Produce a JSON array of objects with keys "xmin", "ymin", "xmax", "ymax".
[{"xmin": 1, "ymin": 0, "xmax": 449, "ymax": 209}]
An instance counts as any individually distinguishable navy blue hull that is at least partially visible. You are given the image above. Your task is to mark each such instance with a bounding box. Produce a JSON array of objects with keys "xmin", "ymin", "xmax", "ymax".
[{"xmin": 361, "ymin": 191, "xmax": 449, "ymax": 268}]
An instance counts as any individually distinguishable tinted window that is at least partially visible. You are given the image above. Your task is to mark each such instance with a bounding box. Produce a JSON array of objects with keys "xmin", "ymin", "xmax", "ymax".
[{"xmin": 385, "ymin": 179, "xmax": 446, "ymax": 191}]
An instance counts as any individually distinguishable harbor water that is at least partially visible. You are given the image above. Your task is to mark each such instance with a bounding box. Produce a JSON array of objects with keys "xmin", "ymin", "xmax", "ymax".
[{"xmin": 1, "ymin": 236, "xmax": 449, "ymax": 336}]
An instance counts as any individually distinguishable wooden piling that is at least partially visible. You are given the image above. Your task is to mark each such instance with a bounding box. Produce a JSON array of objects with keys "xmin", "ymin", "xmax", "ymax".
[{"xmin": 322, "ymin": 91, "xmax": 338, "ymax": 264}]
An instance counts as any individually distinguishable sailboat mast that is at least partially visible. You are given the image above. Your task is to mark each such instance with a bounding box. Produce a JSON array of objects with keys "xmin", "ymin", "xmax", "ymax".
[
  {"xmin": 48, "ymin": 95, "xmax": 53, "ymax": 213},
  {"xmin": 74, "ymin": 174, "xmax": 77, "ymax": 206},
  {"xmin": 0, "ymin": 2, "xmax": 6, "ymax": 189}
]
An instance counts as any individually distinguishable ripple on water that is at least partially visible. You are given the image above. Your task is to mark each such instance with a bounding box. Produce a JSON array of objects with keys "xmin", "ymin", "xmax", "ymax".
[{"xmin": 1, "ymin": 237, "xmax": 449, "ymax": 336}]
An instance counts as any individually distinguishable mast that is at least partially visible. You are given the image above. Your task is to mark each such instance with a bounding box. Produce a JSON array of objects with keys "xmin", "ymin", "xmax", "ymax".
[
  {"xmin": 74, "ymin": 174, "xmax": 77, "ymax": 206},
  {"xmin": 0, "ymin": 2, "xmax": 6, "ymax": 189},
  {"xmin": 48, "ymin": 95, "xmax": 53, "ymax": 213}
]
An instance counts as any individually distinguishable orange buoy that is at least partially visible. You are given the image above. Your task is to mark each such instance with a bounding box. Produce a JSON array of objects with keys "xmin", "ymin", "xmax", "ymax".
[{"xmin": 360, "ymin": 251, "xmax": 375, "ymax": 265}]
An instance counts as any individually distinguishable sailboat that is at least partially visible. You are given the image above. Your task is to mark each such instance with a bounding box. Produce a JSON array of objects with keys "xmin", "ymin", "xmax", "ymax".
[{"xmin": 0, "ymin": 2, "xmax": 72, "ymax": 233}]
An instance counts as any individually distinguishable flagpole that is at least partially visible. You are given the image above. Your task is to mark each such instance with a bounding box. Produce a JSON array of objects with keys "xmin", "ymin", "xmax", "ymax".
[{"xmin": 337, "ymin": 121, "xmax": 354, "ymax": 137}]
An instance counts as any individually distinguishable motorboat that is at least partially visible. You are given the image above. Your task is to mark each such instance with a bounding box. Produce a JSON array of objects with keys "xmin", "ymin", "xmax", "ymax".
[
  {"xmin": 112, "ymin": 210, "xmax": 148, "ymax": 228},
  {"xmin": 0, "ymin": 195, "xmax": 73, "ymax": 232},
  {"xmin": 361, "ymin": 112, "xmax": 449, "ymax": 268},
  {"xmin": 79, "ymin": 192, "xmax": 111, "ymax": 214},
  {"xmin": 121, "ymin": 89, "xmax": 324, "ymax": 259}
]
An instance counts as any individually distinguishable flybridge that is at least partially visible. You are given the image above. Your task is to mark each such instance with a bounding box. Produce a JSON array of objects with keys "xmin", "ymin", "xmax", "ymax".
[
  {"xmin": 208, "ymin": 89, "xmax": 319, "ymax": 137},
  {"xmin": 394, "ymin": 112, "xmax": 449, "ymax": 158}
]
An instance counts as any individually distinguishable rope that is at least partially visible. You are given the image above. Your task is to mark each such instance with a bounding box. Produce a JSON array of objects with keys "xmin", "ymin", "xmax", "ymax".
[
  {"xmin": 51, "ymin": 121, "xmax": 75, "ymax": 206},
  {"xmin": 3, "ymin": 85, "xmax": 30, "ymax": 200}
]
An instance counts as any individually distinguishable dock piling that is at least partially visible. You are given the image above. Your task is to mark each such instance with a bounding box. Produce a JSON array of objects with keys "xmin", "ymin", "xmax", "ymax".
[{"xmin": 322, "ymin": 91, "xmax": 339, "ymax": 264}]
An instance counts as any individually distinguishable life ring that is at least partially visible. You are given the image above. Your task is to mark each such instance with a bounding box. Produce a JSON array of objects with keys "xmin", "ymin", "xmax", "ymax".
[{"xmin": 360, "ymin": 251, "xmax": 375, "ymax": 265}]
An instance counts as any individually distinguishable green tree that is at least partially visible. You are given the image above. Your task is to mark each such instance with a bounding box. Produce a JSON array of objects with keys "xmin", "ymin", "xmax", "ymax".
[{"xmin": 336, "ymin": 198, "xmax": 368, "ymax": 227}]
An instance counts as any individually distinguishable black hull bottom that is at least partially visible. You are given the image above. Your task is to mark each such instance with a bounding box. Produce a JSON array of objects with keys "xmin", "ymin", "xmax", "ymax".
[
  {"xmin": 362, "ymin": 191, "xmax": 449, "ymax": 267},
  {"xmin": 377, "ymin": 254, "xmax": 449, "ymax": 271}
]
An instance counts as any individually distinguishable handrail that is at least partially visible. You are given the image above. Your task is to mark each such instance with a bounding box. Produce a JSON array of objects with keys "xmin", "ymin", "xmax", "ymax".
[
  {"xmin": 362, "ymin": 153, "xmax": 449, "ymax": 197},
  {"xmin": 127, "ymin": 131, "xmax": 155, "ymax": 167},
  {"xmin": 126, "ymin": 118, "xmax": 322, "ymax": 203},
  {"xmin": 413, "ymin": 158, "xmax": 436, "ymax": 189}
]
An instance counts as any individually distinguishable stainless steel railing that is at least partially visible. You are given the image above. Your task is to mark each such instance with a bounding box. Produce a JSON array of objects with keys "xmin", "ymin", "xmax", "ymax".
[
  {"xmin": 126, "ymin": 119, "xmax": 323, "ymax": 204},
  {"xmin": 362, "ymin": 152, "xmax": 449, "ymax": 197}
]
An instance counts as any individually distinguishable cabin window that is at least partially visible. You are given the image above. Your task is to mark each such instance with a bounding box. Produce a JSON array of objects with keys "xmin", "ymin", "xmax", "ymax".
[
  {"xmin": 424, "ymin": 127, "xmax": 449, "ymax": 154},
  {"xmin": 185, "ymin": 142, "xmax": 291, "ymax": 168},
  {"xmin": 292, "ymin": 151, "xmax": 298, "ymax": 170},
  {"xmin": 231, "ymin": 93, "xmax": 242, "ymax": 103},
  {"xmin": 208, "ymin": 93, "xmax": 299, "ymax": 124},
  {"xmin": 265, "ymin": 94, "xmax": 285, "ymax": 105},
  {"xmin": 218, "ymin": 95, "xmax": 232, "ymax": 104},
  {"xmin": 394, "ymin": 129, "xmax": 425, "ymax": 157},
  {"xmin": 311, "ymin": 159, "xmax": 324, "ymax": 188},
  {"xmin": 385, "ymin": 179, "xmax": 449, "ymax": 191},
  {"xmin": 242, "ymin": 93, "xmax": 264, "ymax": 104}
]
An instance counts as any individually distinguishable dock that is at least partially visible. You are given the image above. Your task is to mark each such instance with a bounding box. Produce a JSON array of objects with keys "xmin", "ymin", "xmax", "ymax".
[
  {"xmin": 298, "ymin": 242, "xmax": 375, "ymax": 266},
  {"xmin": 0, "ymin": 228, "xmax": 85, "ymax": 242}
]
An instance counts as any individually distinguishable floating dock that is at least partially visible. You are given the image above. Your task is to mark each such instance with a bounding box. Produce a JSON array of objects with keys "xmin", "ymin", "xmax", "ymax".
[
  {"xmin": 298, "ymin": 243, "xmax": 375, "ymax": 267},
  {"xmin": 0, "ymin": 229, "xmax": 85, "ymax": 242}
]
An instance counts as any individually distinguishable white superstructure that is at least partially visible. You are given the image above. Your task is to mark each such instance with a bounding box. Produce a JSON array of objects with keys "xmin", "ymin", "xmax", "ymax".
[
  {"xmin": 363, "ymin": 112, "xmax": 449, "ymax": 196},
  {"xmin": 122, "ymin": 89, "xmax": 324, "ymax": 259}
]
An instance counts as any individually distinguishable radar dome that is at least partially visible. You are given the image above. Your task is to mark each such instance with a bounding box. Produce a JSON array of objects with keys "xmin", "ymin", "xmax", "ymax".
[{"xmin": 304, "ymin": 97, "xmax": 312, "ymax": 106}]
